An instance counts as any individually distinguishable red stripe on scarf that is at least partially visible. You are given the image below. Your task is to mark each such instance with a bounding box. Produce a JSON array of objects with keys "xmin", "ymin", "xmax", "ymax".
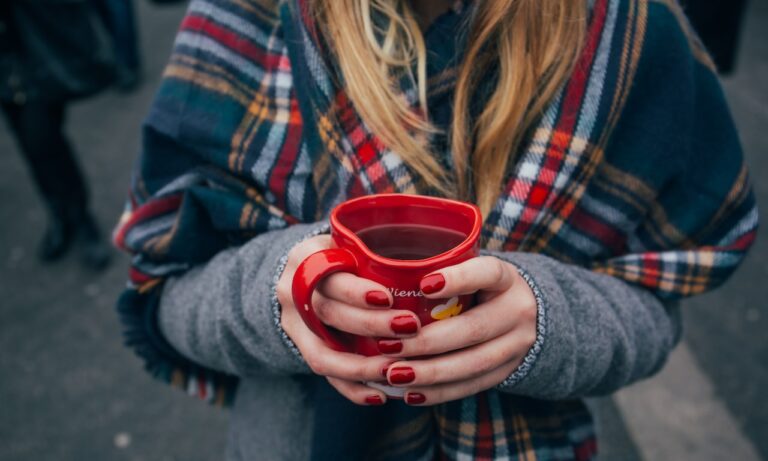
[
  {"xmin": 506, "ymin": 0, "xmax": 609, "ymax": 244},
  {"xmin": 640, "ymin": 254, "xmax": 662, "ymax": 286},
  {"xmin": 473, "ymin": 393, "xmax": 495, "ymax": 459},
  {"xmin": 269, "ymin": 99, "xmax": 304, "ymax": 210},
  {"xmin": 181, "ymin": 15, "xmax": 282, "ymax": 69},
  {"xmin": 575, "ymin": 436, "xmax": 598, "ymax": 460},
  {"xmin": 128, "ymin": 266, "xmax": 155, "ymax": 285},
  {"xmin": 569, "ymin": 206, "xmax": 627, "ymax": 253},
  {"xmin": 113, "ymin": 194, "xmax": 183, "ymax": 250},
  {"xmin": 730, "ymin": 230, "xmax": 758, "ymax": 251},
  {"xmin": 198, "ymin": 377, "xmax": 208, "ymax": 399}
]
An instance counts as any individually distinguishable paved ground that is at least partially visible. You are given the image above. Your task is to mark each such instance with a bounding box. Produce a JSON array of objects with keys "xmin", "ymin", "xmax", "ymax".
[{"xmin": 0, "ymin": 2, "xmax": 765, "ymax": 460}]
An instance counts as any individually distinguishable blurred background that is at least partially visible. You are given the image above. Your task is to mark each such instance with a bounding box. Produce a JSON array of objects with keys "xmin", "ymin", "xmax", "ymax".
[{"xmin": 0, "ymin": 0, "xmax": 765, "ymax": 460}]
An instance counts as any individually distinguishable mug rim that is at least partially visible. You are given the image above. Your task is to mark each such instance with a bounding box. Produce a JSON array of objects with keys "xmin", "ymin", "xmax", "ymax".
[{"xmin": 330, "ymin": 193, "xmax": 482, "ymax": 268}]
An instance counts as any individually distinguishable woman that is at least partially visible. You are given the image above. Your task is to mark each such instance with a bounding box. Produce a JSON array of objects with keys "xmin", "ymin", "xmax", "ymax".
[{"xmin": 114, "ymin": 0, "xmax": 758, "ymax": 459}]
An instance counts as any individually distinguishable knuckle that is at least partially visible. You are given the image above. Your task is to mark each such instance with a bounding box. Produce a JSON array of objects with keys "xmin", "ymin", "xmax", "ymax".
[
  {"xmin": 314, "ymin": 298, "xmax": 334, "ymax": 323},
  {"xmin": 465, "ymin": 316, "xmax": 487, "ymax": 345},
  {"xmin": 324, "ymin": 273, "xmax": 357, "ymax": 304},
  {"xmin": 360, "ymin": 315, "xmax": 379, "ymax": 336},
  {"xmin": 321, "ymin": 274, "xmax": 350, "ymax": 301},
  {"xmin": 490, "ymin": 258, "xmax": 506, "ymax": 286},
  {"xmin": 311, "ymin": 234, "xmax": 331, "ymax": 247},
  {"xmin": 475, "ymin": 354, "xmax": 494, "ymax": 374},
  {"xmin": 450, "ymin": 266, "xmax": 468, "ymax": 291},
  {"xmin": 304, "ymin": 352, "xmax": 322, "ymax": 374},
  {"xmin": 286, "ymin": 244, "xmax": 303, "ymax": 264},
  {"xmin": 521, "ymin": 301, "xmax": 538, "ymax": 323},
  {"xmin": 310, "ymin": 357, "xmax": 329, "ymax": 376},
  {"xmin": 276, "ymin": 280, "xmax": 291, "ymax": 306},
  {"xmin": 424, "ymin": 390, "xmax": 443, "ymax": 405},
  {"xmin": 337, "ymin": 282, "xmax": 357, "ymax": 303},
  {"xmin": 403, "ymin": 335, "xmax": 424, "ymax": 355},
  {"xmin": 521, "ymin": 328, "xmax": 538, "ymax": 349},
  {"xmin": 418, "ymin": 365, "xmax": 438, "ymax": 386},
  {"xmin": 279, "ymin": 310, "xmax": 292, "ymax": 332},
  {"xmin": 288, "ymin": 239, "xmax": 324, "ymax": 264},
  {"xmin": 470, "ymin": 377, "xmax": 490, "ymax": 396},
  {"xmin": 489, "ymin": 349, "xmax": 510, "ymax": 373},
  {"xmin": 353, "ymin": 361, "xmax": 370, "ymax": 380}
]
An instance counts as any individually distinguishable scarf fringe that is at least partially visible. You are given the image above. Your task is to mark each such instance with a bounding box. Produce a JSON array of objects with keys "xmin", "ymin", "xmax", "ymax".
[{"xmin": 117, "ymin": 285, "xmax": 239, "ymax": 407}]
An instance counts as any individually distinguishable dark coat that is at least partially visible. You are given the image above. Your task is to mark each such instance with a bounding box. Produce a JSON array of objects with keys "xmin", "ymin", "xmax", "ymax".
[{"xmin": 0, "ymin": 0, "xmax": 115, "ymax": 103}]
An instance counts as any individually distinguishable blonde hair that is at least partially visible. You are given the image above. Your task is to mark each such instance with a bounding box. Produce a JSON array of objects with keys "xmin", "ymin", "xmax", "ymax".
[{"xmin": 312, "ymin": 0, "xmax": 587, "ymax": 216}]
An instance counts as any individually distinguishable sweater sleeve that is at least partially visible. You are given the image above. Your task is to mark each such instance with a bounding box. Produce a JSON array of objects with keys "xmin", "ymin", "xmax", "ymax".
[
  {"xmin": 485, "ymin": 250, "xmax": 681, "ymax": 399},
  {"xmin": 486, "ymin": 2, "xmax": 758, "ymax": 399},
  {"xmin": 157, "ymin": 222, "xmax": 328, "ymax": 378},
  {"xmin": 112, "ymin": 0, "xmax": 314, "ymax": 403}
]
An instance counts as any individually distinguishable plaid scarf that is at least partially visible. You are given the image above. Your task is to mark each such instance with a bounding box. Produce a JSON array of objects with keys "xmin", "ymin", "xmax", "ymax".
[{"xmin": 113, "ymin": 0, "xmax": 758, "ymax": 459}]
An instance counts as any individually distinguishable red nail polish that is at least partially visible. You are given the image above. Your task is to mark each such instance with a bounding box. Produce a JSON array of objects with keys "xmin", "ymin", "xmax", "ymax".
[
  {"xmin": 406, "ymin": 393, "xmax": 426, "ymax": 405},
  {"xmin": 381, "ymin": 365, "xmax": 390, "ymax": 378},
  {"xmin": 365, "ymin": 395, "xmax": 385, "ymax": 405},
  {"xmin": 391, "ymin": 315, "xmax": 418, "ymax": 335},
  {"xmin": 365, "ymin": 291, "xmax": 390, "ymax": 307},
  {"xmin": 389, "ymin": 366, "xmax": 415, "ymax": 385},
  {"xmin": 377, "ymin": 339, "xmax": 403, "ymax": 354},
  {"xmin": 420, "ymin": 273, "xmax": 445, "ymax": 295}
]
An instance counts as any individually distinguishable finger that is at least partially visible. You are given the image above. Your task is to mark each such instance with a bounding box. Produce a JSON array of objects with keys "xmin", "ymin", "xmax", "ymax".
[
  {"xmin": 326, "ymin": 377, "xmax": 388, "ymax": 406},
  {"xmin": 285, "ymin": 311, "xmax": 395, "ymax": 382},
  {"xmin": 419, "ymin": 256, "xmax": 514, "ymax": 299},
  {"xmin": 384, "ymin": 324, "xmax": 535, "ymax": 388},
  {"xmin": 284, "ymin": 234, "xmax": 333, "ymax": 273},
  {"xmin": 402, "ymin": 361, "xmax": 518, "ymax": 406},
  {"xmin": 318, "ymin": 272, "xmax": 393, "ymax": 309},
  {"xmin": 313, "ymin": 292, "xmax": 420, "ymax": 338},
  {"xmin": 380, "ymin": 290, "xmax": 535, "ymax": 357},
  {"xmin": 277, "ymin": 236, "xmax": 333, "ymax": 312}
]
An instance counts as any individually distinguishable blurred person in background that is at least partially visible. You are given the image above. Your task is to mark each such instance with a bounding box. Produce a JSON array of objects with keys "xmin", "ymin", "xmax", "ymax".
[
  {"xmin": 113, "ymin": 0, "xmax": 758, "ymax": 460},
  {"xmin": 0, "ymin": 0, "xmax": 113, "ymax": 270},
  {"xmin": 92, "ymin": 0, "xmax": 142, "ymax": 91},
  {"xmin": 682, "ymin": 0, "xmax": 748, "ymax": 75}
]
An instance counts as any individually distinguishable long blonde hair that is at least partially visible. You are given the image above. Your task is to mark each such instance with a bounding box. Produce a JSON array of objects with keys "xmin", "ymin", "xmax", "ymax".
[{"xmin": 311, "ymin": 0, "xmax": 587, "ymax": 216}]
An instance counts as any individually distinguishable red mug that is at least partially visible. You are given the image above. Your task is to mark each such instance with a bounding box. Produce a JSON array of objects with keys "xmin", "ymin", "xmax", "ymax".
[{"xmin": 291, "ymin": 194, "xmax": 482, "ymax": 358}]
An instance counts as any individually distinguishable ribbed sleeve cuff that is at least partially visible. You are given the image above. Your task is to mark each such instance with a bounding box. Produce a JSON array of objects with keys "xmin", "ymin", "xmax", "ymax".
[
  {"xmin": 495, "ymin": 263, "xmax": 548, "ymax": 389},
  {"xmin": 477, "ymin": 250, "xmax": 550, "ymax": 391}
]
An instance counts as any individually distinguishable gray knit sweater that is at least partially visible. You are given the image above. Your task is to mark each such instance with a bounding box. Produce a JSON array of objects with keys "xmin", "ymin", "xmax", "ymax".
[{"xmin": 157, "ymin": 222, "xmax": 681, "ymax": 460}]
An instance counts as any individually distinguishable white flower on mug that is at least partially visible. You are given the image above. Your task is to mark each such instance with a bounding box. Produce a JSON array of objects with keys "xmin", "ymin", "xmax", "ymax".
[{"xmin": 430, "ymin": 296, "xmax": 463, "ymax": 320}]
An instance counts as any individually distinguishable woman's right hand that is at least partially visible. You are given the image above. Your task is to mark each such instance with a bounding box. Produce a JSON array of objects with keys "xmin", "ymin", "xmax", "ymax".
[{"xmin": 275, "ymin": 234, "xmax": 422, "ymax": 405}]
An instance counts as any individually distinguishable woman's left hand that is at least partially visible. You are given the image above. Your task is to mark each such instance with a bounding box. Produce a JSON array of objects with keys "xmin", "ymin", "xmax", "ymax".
[{"xmin": 381, "ymin": 256, "xmax": 538, "ymax": 405}]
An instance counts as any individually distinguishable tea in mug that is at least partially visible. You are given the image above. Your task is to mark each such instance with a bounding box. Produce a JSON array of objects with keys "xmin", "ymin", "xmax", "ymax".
[{"xmin": 356, "ymin": 224, "xmax": 467, "ymax": 260}]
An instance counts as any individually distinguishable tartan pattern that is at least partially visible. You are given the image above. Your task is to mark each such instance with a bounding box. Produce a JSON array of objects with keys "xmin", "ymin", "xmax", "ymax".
[
  {"xmin": 434, "ymin": 394, "xmax": 596, "ymax": 461},
  {"xmin": 112, "ymin": 0, "xmax": 758, "ymax": 458}
]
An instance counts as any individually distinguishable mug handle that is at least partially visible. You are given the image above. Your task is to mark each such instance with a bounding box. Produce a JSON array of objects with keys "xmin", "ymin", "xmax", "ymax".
[{"xmin": 291, "ymin": 248, "xmax": 359, "ymax": 352}]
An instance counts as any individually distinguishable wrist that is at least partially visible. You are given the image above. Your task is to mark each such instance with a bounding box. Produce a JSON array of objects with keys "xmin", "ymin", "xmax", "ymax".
[
  {"xmin": 496, "ymin": 264, "xmax": 547, "ymax": 388},
  {"xmin": 270, "ymin": 222, "xmax": 331, "ymax": 366}
]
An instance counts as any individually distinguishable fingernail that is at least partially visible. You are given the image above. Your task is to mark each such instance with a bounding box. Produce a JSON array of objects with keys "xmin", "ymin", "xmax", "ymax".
[
  {"xmin": 406, "ymin": 392, "xmax": 426, "ymax": 405},
  {"xmin": 365, "ymin": 395, "xmax": 385, "ymax": 406},
  {"xmin": 366, "ymin": 291, "xmax": 390, "ymax": 307},
  {"xmin": 420, "ymin": 273, "xmax": 445, "ymax": 295},
  {"xmin": 389, "ymin": 366, "xmax": 415, "ymax": 385},
  {"xmin": 377, "ymin": 339, "xmax": 403, "ymax": 354},
  {"xmin": 391, "ymin": 315, "xmax": 418, "ymax": 335},
  {"xmin": 381, "ymin": 365, "xmax": 390, "ymax": 378}
]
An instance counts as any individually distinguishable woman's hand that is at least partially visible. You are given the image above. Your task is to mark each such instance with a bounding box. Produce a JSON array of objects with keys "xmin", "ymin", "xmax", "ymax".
[
  {"xmin": 275, "ymin": 235, "xmax": 422, "ymax": 406},
  {"xmin": 380, "ymin": 256, "xmax": 538, "ymax": 405}
]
